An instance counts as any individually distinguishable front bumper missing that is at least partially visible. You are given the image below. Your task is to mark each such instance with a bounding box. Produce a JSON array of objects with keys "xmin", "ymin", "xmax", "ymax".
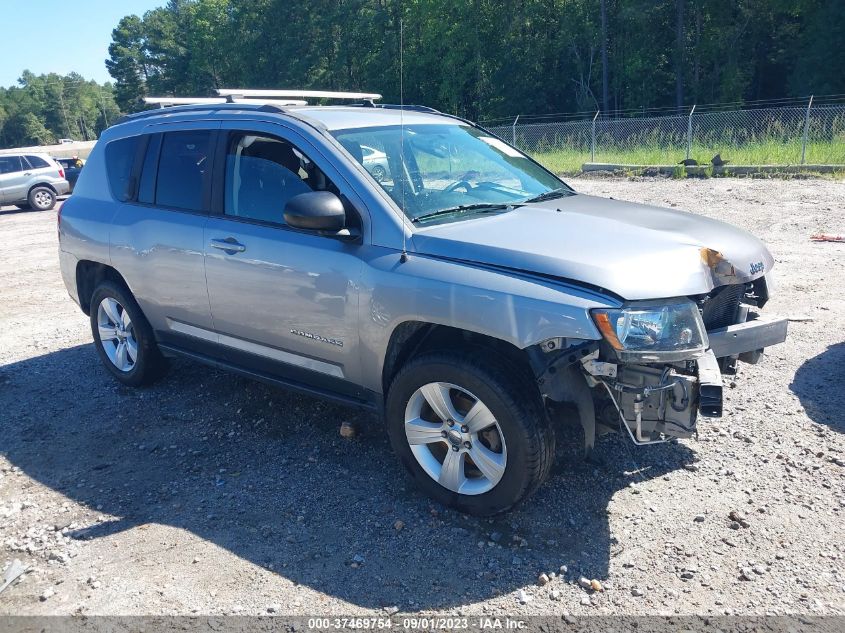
[
  {"xmin": 592, "ymin": 315, "xmax": 787, "ymax": 446},
  {"xmin": 696, "ymin": 350, "xmax": 723, "ymax": 417},
  {"xmin": 707, "ymin": 315, "xmax": 788, "ymax": 359},
  {"xmin": 593, "ymin": 349, "xmax": 721, "ymax": 446},
  {"xmin": 541, "ymin": 313, "xmax": 787, "ymax": 453}
]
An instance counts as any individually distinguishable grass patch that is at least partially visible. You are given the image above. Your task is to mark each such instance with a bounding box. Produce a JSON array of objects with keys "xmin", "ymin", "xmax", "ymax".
[{"xmin": 531, "ymin": 138, "xmax": 845, "ymax": 174}]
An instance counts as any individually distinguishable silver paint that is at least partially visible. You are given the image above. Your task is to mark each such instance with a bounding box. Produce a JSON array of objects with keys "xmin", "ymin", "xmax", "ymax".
[{"xmin": 58, "ymin": 105, "xmax": 778, "ymax": 397}]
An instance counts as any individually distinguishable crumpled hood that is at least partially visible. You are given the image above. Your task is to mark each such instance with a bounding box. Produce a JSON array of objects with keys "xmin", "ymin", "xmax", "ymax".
[{"xmin": 411, "ymin": 194, "xmax": 774, "ymax": 300}]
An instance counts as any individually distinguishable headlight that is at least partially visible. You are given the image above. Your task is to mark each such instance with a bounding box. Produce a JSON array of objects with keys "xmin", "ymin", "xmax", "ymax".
[{"xmin": 591, "ymin": 300, "xmax": 708, "ymax": 362}]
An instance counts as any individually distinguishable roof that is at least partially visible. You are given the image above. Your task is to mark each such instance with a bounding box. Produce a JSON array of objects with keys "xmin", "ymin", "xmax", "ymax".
[
  {"xmin": 286, "ymin": 106, "xmax": 462, "ymax": 131},
  {"xmin": 115, "ymin": 103, "xmax": 464, "ymax": 133}
]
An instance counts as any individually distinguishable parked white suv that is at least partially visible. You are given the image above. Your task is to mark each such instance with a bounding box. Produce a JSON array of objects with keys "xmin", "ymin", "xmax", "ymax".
[{"xmin": 0, "ymin": 153, "xmax": 69, "ymax": 210}]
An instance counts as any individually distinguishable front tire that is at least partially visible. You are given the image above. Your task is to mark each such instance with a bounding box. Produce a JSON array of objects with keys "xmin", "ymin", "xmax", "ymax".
[
  {"xmin": 89, "ymin": 281, "xmax": 168, "ymax": 387},
  {"xmin": 386, "ymin": 350, "xmax": 554, "ymax": 515},
  {"xmin": 28, "ymin": 187, "xmax": 56, "ymax": 211}
]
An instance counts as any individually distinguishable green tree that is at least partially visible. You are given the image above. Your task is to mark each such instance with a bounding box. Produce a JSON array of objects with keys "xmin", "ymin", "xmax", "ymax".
[
  {"xmin": 100, "ymin": 0, "xmax": 840, "ymax": 122},
  {"xmin": 106, "ymin": 15, "xmax": 148, "ymax": 110},
  {"xmin": 790, "ymin": 0, "xmax": 845, "ymax": 95},
  {"xmin": 0, "ymin": 71, "xmax": 121, "ymax": 149},
  {"xmin": 7, "ymin": 112, "xmax": 54, "ymax": 145}
]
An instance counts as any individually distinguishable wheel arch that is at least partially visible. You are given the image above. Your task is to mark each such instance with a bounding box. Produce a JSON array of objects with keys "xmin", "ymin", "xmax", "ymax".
[
  {"xmin": 28, "ymin": 182, "xmax": 59, "ymax": 196},
  {"xmin": 380, "ymin": 319, "xmax": 605, "ymax": 460},
  {"xmin": 75, "ymin": 260, "xmax": 131, "ymax": 316},
  {"xmin": 381, "ymin": 321, "xmax": 537, "ymax": 396}
]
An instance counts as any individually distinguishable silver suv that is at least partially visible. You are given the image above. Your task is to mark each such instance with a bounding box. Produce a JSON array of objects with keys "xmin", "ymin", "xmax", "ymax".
[
  {"xmin": 58, "ymin": 93, "xmax": 787, "ymax": 515},
  {"xmin": 0, "ymin": 152, "xmax": 69, "ymax": 210}
]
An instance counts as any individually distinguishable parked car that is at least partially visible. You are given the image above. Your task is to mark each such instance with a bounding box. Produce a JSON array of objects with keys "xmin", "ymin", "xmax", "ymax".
[
  {"xmin": 0, "ymin": 153, "xmax": 69, "ymax": 210},
  {"xmin": 58, "ymin": 138, "xmax": 78, "ymax": 144},
  {"xmin": 54, "ymin": 157, "xmax": 83, "ymax": 193},
  {"xmin": 361, "ymin": 144, "xmax": 389, "ymax": 182},
  {"xmin": 58, "ymin": 98, "xmax": 787, "ymax": 515}
]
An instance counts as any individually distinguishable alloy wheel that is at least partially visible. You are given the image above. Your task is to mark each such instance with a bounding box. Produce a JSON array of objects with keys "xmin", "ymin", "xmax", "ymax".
[
  {"xmin": 404, "ymin": 382, "xmax": 507, "ymax": 495},
  {"xmin": 33, "ymin": 190, "xmax": 53, "ymax": 209},
  {"xmin": 96, "ymin": 297, "xmax": 138, "ymax": 372},
  {"xmin": 371, "ymin": 165, "xmax": 386, "ymax": 182}
]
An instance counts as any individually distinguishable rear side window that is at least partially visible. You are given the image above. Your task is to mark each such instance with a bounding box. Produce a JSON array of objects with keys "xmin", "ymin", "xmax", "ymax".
[
  {"xmin": 155, "ymin": 131, "xmax": 211, "ymax": 211},
  {"xmin": 0, "ymin": 155, "xmax": 23, "ymax": 174},
  {"xmin": 25, "ymin": 155, "xmax": 50, "ymax": 168},
  {"xmin": 105, "ymin": 136, "xmax": 141, "ymax": 202}
]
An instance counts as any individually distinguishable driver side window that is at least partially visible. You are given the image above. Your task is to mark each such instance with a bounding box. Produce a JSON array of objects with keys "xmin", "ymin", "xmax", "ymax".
[{"xmin": 223, "ymin": 133, "xmax": 333, "ymax": 225}]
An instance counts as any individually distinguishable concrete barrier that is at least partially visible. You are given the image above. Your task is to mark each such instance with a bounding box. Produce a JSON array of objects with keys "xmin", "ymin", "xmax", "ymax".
[{"xmin": 0, "ymin": 140, "xmax": 97, "ymax": 159}]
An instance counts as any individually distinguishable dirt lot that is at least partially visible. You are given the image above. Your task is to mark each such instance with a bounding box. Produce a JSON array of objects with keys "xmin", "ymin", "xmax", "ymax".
[{"xmin": 1, "ymin": 177, "xmax": 843, "ymax": 617}]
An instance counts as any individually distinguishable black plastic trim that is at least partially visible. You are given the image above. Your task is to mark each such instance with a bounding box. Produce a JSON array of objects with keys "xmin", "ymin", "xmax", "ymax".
[{"xmin": 158, "ymin": 341, "xmax": 379, "ymax": 411}]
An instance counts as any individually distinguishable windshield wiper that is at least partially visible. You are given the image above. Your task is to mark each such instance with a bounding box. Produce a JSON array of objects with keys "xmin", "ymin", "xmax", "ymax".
[
  {"xmin": 411, "ymin": 203, "xmax": 511, "ymax": 223},
  {"xmin": 520, "ymin": 188, "xmax": 572, "ymax": 204}
]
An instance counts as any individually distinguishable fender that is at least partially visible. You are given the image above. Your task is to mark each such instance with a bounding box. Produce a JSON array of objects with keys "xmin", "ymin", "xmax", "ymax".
[{"xmin": 356, "ymin": 247, "xmax": 619, "ymax": 393}]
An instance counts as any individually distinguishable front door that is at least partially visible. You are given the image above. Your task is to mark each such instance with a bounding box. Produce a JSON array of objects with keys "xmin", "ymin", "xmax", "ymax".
[
  {"xmin": 0, "ymin": 155, "xmax": 27, "ymax": 203},
  {"xmin": 202, "ymin": 124, "xmax": 365, "ymax": 398}
]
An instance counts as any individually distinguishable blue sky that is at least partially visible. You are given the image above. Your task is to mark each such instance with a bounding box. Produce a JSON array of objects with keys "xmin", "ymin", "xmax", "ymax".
[{"xmin": 0, "ymin": 0, "xmax": 166, "ymax": 88}]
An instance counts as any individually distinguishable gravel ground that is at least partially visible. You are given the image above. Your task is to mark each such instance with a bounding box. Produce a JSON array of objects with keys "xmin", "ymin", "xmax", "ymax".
[{"xmin": 0, "ymin": 177, "xmax": 843, "ymax": 617}]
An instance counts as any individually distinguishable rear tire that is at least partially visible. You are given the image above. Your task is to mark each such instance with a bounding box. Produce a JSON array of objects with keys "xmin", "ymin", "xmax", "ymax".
[
  {"xmin": 89, "ymin": 281, "xmax": 169, "ymax": 387},
  {"xmin": 370, "ymin": 165, "xmax": 387, "ymax": 182},
  {"xmin": 28, "ymin": 187, "xmax": 56, "ymax": 211},
  {"xmin": 385, "ymin": 349, "xmax": 554, "ymax": 515}
]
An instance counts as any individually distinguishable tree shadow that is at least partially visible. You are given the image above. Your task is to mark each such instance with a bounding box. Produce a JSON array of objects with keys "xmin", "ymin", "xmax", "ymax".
[
  {"xmin": 0, "ymin": 344, "xmax": 695, "ymax": 609},
  {"xmin": 789, "ymin": 341, "xmax": 845, "ymax": 434}
]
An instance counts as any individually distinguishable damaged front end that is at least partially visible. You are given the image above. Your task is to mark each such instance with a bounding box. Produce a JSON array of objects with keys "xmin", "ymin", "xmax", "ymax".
[{"xmin": 532, "ymin": 278, "xmax": 787, "ymax": 453}]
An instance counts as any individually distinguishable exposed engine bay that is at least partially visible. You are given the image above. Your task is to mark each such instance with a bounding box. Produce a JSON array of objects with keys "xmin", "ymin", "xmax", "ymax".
[
  {"xmin": 585, "ymin": 350, "xmax": 715, "ymax": 444},
  {"xmin": 532, "ymin": 277, "xmax": 788, "ymax": 451}
]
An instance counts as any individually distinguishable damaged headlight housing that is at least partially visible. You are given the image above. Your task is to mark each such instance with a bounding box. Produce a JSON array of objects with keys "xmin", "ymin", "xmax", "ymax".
[{"xmin": 591, "ymin": 300, "xmax": 708, "ymax": 362}]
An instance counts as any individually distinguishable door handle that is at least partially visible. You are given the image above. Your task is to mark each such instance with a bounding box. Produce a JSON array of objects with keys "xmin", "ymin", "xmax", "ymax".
[
  {"xmin": 209, "ymin": 238, "xmax": 246, "ymax": 253},
  {"xmin": 24, "ymin": 172, "xmax": 32, "ymax": 176}
]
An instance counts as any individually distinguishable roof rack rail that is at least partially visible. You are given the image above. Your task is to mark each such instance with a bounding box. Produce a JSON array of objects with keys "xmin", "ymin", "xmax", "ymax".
[
  {"xmin": 114, "ymin": 102, "xmax": 273, "ymax": 126},
  {"xmin": 216, "ymin": 89, "xmax": 382, "ymax": 101},
  {"xmin": 369, "ymin": 104, "xmax": 440, "ymax": 114},
  {"xmin": 144, "ymin": 97, "xmax": 307, "ymax": 107}
]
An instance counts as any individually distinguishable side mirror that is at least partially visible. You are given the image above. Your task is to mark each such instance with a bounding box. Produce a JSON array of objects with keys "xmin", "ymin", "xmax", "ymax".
[{"xmin": 284, "ymin": 191, "xmax": 346, "ymax": 232}]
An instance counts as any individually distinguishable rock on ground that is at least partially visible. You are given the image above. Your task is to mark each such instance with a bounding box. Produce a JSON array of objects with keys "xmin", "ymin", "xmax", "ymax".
[{"xmin": 0, "ymin": 178, "xmax": 843, "ymax": 616}]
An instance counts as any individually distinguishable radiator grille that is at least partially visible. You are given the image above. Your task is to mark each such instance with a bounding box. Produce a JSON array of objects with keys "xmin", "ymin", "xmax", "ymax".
[{"xmin": 701, "ymin": 284, "xmax": 745, "ymax": 331}]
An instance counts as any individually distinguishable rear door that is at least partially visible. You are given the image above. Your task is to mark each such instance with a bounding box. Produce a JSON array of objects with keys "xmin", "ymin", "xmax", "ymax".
[
  {"xmin": 24, "ymin": 155, "xmax": 58, "ymax": 178},
  {"xmin": 0, "ymin": 155, "xmax": 27, "ymax": 203},
  {"xmin": 201, "ymin": 121, "xmax": 365, "ymax": 399},
  {"xmin": 108, "ymin": 122, "xmax": 219, "ymax": 347}
]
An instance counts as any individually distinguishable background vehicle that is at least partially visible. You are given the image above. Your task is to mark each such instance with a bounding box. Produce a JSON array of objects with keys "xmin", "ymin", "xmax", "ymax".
[
  {"xmin": 54, "ymin": 157, "xmax": 83, "ymax": 193},
  {"xmin": 57, "ymin": 90, "xmax": 786, "ymax": 515},
  {"xmin": 0, "ymin": 153, "xmax": 69, "ymax": 210},
  {"xmin": 361, "ymin": 144, "xmax": 389, "ymax": 182}
]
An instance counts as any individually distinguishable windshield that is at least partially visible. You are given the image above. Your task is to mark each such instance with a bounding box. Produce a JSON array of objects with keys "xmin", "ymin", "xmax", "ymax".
[{"xmin": 331, "ymin": 123, "xmax": 569, "ymax": 224}]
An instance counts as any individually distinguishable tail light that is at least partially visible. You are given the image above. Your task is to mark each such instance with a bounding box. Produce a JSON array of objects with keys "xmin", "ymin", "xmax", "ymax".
[{"xmin": 58, "ymin": 168, "xmax": 65, "ymax": 179}]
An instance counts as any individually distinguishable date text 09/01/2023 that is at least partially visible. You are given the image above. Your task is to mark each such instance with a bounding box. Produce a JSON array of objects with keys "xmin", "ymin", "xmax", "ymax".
[{"xmin": 306, "ymin": 617, "xmax": 528, "ymax": 630}]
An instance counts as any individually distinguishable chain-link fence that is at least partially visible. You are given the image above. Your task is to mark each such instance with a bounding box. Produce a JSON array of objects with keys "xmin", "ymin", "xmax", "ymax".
[{"xmin": 482, "ymin": 100, "xmax": 845, "ymax": 170}]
